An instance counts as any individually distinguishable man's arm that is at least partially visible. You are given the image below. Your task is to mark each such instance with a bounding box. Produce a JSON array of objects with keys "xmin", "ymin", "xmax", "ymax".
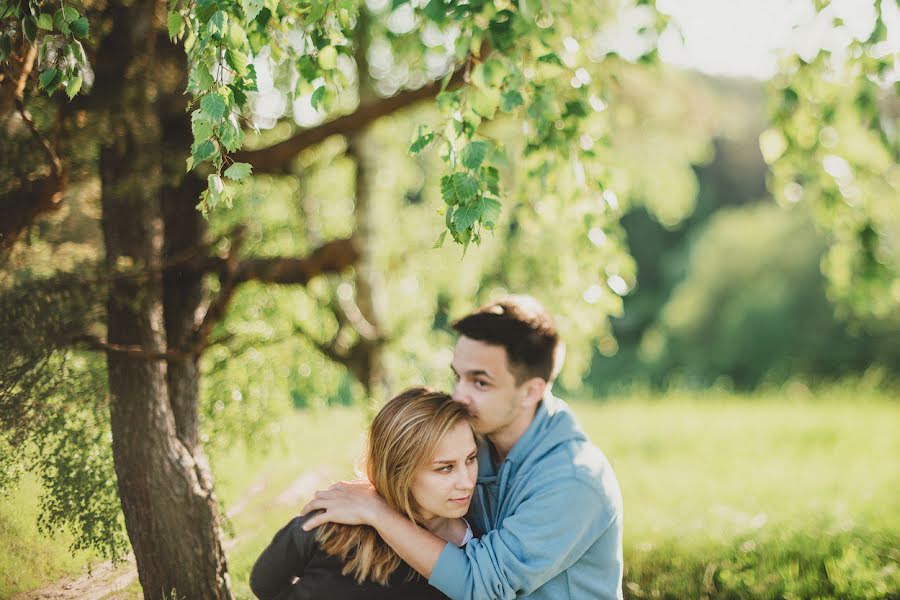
[
  {"xmin": 299, "ymin": 480, "xmax": 447, "ymax": 577},
  {"xmin": 428, "ymin": 478, "xmax": 620, "ymax": 600},
  {"xmin": 299, "ymin": 476, "xmax": 622, "ymax": 600}
]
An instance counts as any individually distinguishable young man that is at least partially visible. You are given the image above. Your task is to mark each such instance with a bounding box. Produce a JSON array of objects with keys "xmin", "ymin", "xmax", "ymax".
[{"xmin": 300, "ymin": 296, "xmax": 624, "ymax": 599}]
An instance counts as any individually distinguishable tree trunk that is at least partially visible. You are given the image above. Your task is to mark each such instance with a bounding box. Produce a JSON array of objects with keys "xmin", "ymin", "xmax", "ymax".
[
  {"xmin": 97, "ymin": 1, "xmax": 232, "ymax": 597},
  {"xmin": 348, "ymin": 136, "xmax": 388, "ymax": 399}
]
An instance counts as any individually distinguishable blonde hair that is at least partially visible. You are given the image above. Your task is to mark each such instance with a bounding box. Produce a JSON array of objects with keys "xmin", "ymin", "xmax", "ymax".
[{"xmin": 316, "ymin": 387, "xmax": 473, "ymax": 585}]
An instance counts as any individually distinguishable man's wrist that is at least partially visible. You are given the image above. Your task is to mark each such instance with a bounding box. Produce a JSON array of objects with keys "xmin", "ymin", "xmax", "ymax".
[{"xmin": 364, "ymin": 493, "xmax": 391, "ymax": 525}]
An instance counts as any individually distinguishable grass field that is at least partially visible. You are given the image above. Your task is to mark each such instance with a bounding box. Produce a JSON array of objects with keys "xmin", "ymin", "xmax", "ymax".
[{"xmin": 1, "ymin": 384, "xmax": 898, "ymax": 599}]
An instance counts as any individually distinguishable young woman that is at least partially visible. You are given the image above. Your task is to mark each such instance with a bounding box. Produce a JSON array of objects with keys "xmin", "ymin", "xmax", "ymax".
[{"xmin": 249, "ymin": 388, "xmax": 478, "ymax": 600}]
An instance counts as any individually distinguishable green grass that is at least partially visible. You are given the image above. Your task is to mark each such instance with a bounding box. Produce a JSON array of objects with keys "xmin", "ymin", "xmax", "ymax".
[
  {"xmin": 3, "ymin": 386, "xmax": 898, "ymax": 599},
  {"xmin": 0, "ymin": 473, "xmax": 103, "ymax": 597},
  {"xmin": 577, "ymin": 385, "xmax": 900, "ymax": 599}
]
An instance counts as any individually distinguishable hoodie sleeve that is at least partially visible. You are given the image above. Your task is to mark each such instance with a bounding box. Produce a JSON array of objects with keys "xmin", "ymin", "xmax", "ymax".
[
  {"xmin": 428, "ymin": 477, "xmax": 620, "ymax": 600},
  {"xmin": 249, "ymin": 515, "xmax": 319, "ymax": 600}
]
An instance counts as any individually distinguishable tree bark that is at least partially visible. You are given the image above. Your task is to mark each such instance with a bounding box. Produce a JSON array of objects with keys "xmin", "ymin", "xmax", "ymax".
[{"xmin": 97, "ymin": 1, "xmax": 232, "ymax": 597}]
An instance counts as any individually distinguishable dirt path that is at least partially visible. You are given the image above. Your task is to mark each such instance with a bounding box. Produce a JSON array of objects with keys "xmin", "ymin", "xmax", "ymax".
[{"xmin": 10, "ymin": 469, "xmax": 334, "ymax": 600}]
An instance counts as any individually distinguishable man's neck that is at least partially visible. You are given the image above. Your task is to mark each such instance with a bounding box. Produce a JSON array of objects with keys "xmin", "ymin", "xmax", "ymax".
[{"xmin": 488, "ymin": 403, "xmax": 540, "ymax": 464}]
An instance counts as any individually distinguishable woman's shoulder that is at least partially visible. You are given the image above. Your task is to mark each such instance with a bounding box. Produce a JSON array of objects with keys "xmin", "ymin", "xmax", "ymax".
[{"xmin": 280, "ymin": 513, "xmax": 325, "ymax": 554}]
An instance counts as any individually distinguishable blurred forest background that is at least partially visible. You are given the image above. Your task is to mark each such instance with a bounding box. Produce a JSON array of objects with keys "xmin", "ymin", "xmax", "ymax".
[{"xmin": 1, "ymin": 0, "xmax": 899, "ymax": 598}]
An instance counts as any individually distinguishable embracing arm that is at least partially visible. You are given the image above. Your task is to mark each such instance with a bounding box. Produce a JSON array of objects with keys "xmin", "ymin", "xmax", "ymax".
[
  {"xmin": 249, "ymin": 515, "xmax": 318, "ymax": 600},
  {"xmin": 299, "ymin": 480, "xmax": 447, "ymax": 577},
  {"xmin": 428, "ymin": 478, "xmax": 621, "ymax": 600},
  {"xmin": 299, "ymin": 477, "xmax": 621, "ymax": 600}
]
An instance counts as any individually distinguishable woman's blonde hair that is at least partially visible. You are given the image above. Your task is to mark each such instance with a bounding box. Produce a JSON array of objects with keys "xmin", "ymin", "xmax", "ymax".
[{"xmin": 316, "ymin": 387, "xmax": 473, "ymax": 585}]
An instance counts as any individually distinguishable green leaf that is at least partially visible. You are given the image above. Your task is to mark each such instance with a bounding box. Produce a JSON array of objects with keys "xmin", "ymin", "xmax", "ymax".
[
  {"xmin": 38, "ymin": 38, "xmax": 49, "ymax": 63},
  {"xmin": 167, "ymin": 12, "xmax": 183, "ymax": 40},
  {"xmin": 409, "ymin": 126, "xmax": 435, "ymax": 154},
  {"xmin": 307, "ymin": 1, "xmax": 326, "ymax": 23},
  {"xmin": 208, "ymin": 10, "xmax": 226, "ymax": 34},
  {"xmin": 563, "ymin": 99, "xmax": 588, "ymax": 118},
  {"xmin": 229, "ymin": 83, "xmax": 247, "ymax": 107},
  {"xmin": 207, "ymin": 174, "xmax": 225, "ymax": 206},
  {"xmin": 224, "ymin": 162, "xmax": 252, "ymax": 181},
  {"xmin": 310, "ymin": 86, "xmax": 327, "ymax": 111},
  {"xmin": 218, "ymin": 115, "xmax": 244, "ymax": 151},
  {"xmin": 70, "ymin": 16, "xmax": 89, "ymax": 38},
  {"xmin": 37, "ymin": 13, "xmax": 53, "ymax": 31},
  {"xmin": 62, "ymin": 6, "xmax": 79, "ymax": 23},
  {"xmin": 423, "ymin": 0, "xmax": 447, "ymax": 23},
  {"xmin": 318, "ymin": 45, "xmax": 337, "ymax": 70},
  {"xmin": 39, "ymin": 67, "xmax": 59, "ymax": 91},
  {"xmin": 500, "ymin": 90, "xmax": 524, "ymax": 113},
  {"xmin": 228, "ymin": 22, "xmax": 248, "ymax": 48},
  {"xmin": 188, "ymin": 65, "xmax": 216, "ymax": 93},
  {"xmin": 487, "ymin": 10, "xmax": 516, "ymax": 51},
  {"xmin": 226, "ymin": 49, "xmax": 249, "ymax": 76},
  {"xmin": 23, "ymin": 17, "xmax": 38, "ymax": 43},
  {"xmin": 462, "ymin": 141, "xmax": 489, "ymax": 170},
  {"xmin": 297, "ymin": 55, "xmax": 318, "ymax": 80},
  {"xmin": 537, "ymin": 53, "xmax": 564, "ymax": 66},
  {"xmin": 440, "ymin": 176, "xmax": 456, "ymax": 206},
  {"xmin": 452, "ymin": 203, "xmax": 480, "ymax": 233},
  {"xmin": 478, "ymin": 196, "xmax": 502, "ymax": 227},
  {"xmin": 53, "ymin": 9, "xmax": 70, "ymax": 35},
  {"xmin": 0, "ymin": 34, "xmax": 11, "ymax": 62},
  {"xmin": 200, "ymin": 91, "xmax": 227, "ymax": 121},
  {"xmin": 433, "ymin": 230, "xmax": 448, "ymax": 249},
  {"xmin": 191, "ymin": 139, "xmax": 217, "ymax": 166},
  {"xmin": 481, "ymin": 166, "xmax": 500, "ymax": 195},
  {"xmin": 451, "ymin": 172, "xmax": 479, "ymax": 203},
  {"xmin": 65, "ymin": 75, "xmax": 82, "ymax": 99},
  {"xmin": 470, "ymin": 87, "xmax": 500, "ymax": 120},
  {"xmin": 242, "ymin": 0, "xmax": 264, "ymax": 23},
  {"xmin": 191, "ymin": 110, "xmax": 215, "ymax": 140},
  {"xmin": 68, "ymin": 41, "xmax": 86, "ymax": 65}
]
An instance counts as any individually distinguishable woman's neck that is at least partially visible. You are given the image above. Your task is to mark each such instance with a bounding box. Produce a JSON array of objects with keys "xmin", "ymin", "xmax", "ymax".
[{"xmin": 422, "ymin": 516, "xmax": 467, "ymax": 546}]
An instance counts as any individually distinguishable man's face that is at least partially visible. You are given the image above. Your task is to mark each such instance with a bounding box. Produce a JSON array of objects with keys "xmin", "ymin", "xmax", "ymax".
[{"xmin": 450, "ymin": 336, "xmax": 532, "ymax": 437}]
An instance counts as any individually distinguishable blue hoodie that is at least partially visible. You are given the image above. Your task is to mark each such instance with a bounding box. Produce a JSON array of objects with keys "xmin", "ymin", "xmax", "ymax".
[{"xmin": 428, "ymin": 394, "xmax": 624, "ymax": 600}]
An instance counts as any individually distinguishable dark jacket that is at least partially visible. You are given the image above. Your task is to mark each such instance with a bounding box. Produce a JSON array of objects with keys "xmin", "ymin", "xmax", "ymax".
[{"xmin": 250, "ymin": 514, "xmax": 450, "ymax": 600}]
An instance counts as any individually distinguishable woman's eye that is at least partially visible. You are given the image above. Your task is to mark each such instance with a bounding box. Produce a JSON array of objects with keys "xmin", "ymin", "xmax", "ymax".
[
  {"xmin": 437, "ymin": 465, "xmax": 452, "ymax": 473},
  {"xmin": 466, "ymin": 456, "xmax": 476, "ymax": 465},
  {"xmin": 474, "ymin": 380, "xmax": 489, "ymax": 388}
]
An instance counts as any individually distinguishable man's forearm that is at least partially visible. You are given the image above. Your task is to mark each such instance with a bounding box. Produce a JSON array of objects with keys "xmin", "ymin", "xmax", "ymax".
[{"xmin": 369, "ymin": 505, "xmax": 447, "ymax": 578}]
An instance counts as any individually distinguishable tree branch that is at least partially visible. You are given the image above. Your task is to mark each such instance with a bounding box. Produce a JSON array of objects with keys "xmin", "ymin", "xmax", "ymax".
[
  {"xmin": 201, "ymin": 236, "xmax": 361, "ymax": 284},
  {"xmin": 0, "ymin": 170, "xmax": 66, "ymax": 254},
  {"xmin": 188, "ymin": 236, "xmax": 359, "ymax": 356},
  {"xmin": 234, "ymin": 68, "xmax": 466, "ymax": 174},
  {"xmin": 0, "ymin": 41, "xmax": 36, "ymax": 122},
  {"xmin": 76, "ymin": 335, "xmax": 189, "ymax": 361},
  {"xmin": 0, "ymin": 44, "xmax": 67, "ymax": 256}
]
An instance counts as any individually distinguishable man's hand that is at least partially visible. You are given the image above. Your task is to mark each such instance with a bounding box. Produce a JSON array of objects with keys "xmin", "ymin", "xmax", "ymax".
[{"xmin": 299, "ymin": 479, "xmax": 386, "ymax": 531}]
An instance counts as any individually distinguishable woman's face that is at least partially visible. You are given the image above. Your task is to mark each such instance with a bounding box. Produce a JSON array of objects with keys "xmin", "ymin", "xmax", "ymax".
[{"xmin": 410, "ymin": 421, "xmax": 478, "ymax": 521}]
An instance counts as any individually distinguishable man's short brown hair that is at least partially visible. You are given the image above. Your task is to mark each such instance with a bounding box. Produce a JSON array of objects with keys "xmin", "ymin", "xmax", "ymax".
[{"xmin": 451, "ymin": 295, "xmax": 560, "ymax": 383}]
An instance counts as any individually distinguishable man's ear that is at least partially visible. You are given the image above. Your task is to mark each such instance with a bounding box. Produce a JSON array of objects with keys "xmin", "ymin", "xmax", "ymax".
[{"xmin": 521, "ymin": 377, "xmax": 547, "ymax": 407}]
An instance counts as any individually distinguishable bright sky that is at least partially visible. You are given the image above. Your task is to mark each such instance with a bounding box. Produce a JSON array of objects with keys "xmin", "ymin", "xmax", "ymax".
[{"xmin": 655, "ymin": 0, "xmax": 899, "ymax": 80}]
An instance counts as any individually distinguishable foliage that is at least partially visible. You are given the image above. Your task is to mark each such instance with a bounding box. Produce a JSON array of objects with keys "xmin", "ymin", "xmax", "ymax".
[
  {"xmin": 0, "ymin": 0, "xmax": 90, "ymax": 98},
  {"xmin": 762, "ymin": 0, "xmax": 900, "ymax": 320},
  {"xmin": 637, "ymin": 202, "xmax": 900, "ymax": 388},
  {"xmin": 105, "ymin": 0, "xmax": 663, "ymax": 243},
  {"xmin": 0, "ymin": 272, "xmax": 127, "ymax": 561}
]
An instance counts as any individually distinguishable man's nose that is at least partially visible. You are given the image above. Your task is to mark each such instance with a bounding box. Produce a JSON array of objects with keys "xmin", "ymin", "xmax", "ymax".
[{"xmin": 452, "ymin": 383, "xmax": 470, "ymax": 405}]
